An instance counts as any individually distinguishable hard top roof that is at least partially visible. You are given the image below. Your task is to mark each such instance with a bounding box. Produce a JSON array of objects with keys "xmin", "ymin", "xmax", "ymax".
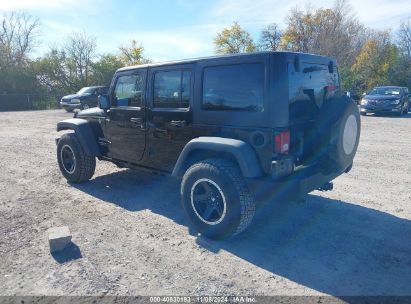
[{"xmin": 117, "ymin": 51, "xmax": 335, "ymax": 72}]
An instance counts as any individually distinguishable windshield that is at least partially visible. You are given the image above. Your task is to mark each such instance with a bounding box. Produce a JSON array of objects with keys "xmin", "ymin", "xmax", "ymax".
[
  {"xmin": 368, "ymin": 87, "xmax": 401, "ymax": 96},
  {"xmin": 76, "ymin": 87, "xmax": 95, "ymax": 95}
]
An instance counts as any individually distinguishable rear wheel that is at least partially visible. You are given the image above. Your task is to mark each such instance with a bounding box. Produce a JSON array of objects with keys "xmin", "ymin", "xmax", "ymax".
[
  {"xmin": 57, "ymin": 133, "xmax": 96, "ymax": 183},
  {"xmin": 181, "ymin": 158, "xmax": 255, "ymax": 240}
]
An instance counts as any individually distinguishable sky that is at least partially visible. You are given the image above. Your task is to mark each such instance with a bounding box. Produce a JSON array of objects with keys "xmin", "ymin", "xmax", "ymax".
[{"xmin": 0, "ymin": 0, "xmax": 410, "ymax": 62}]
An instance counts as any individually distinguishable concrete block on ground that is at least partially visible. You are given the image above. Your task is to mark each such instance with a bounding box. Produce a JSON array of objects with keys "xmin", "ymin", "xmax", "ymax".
[{"xmin": 48, "ymin": 226, "xmax": 72, "ymax": 253}]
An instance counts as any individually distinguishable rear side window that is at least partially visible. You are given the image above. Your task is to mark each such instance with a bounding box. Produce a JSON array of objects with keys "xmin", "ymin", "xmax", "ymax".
[
  {"xmin": 153, "ymin": 70, "xmax": 191, "ymax": 108},
  {"xmin": 202, "ymin": 63, "xmax": 264, "ymax": 112}
]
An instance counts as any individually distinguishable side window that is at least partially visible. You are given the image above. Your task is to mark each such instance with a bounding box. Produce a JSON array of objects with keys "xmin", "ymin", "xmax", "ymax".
[
  {"xmin": 113, "ymin": 73, "xmax": 144, "ymax": 107},
  {"xmin": 202, "ymin": 63, "xmax": 264, "ymax": 112},
  {"xmin": 153, "ymin": 70, "xmax": 191, "ymax": 108}
]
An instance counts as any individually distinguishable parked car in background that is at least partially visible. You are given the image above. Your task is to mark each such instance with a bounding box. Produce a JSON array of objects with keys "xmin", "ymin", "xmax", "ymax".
[
  {"xmin": 360, "ymin": 86, "xmax": 410, "ymax": 116},
  {"xmin": 60, "ymin": 86, "xmax": 108, "ymax": 112}
]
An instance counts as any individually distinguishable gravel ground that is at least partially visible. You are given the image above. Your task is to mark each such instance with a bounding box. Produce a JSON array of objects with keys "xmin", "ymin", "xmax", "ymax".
[{"xmin": 0, "ymin": 109, "xmax": 410, "ymax": 297}]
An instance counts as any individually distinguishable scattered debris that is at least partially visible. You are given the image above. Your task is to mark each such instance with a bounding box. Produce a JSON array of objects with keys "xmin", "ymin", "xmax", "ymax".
[{"xmin": 48, "ymin": 226, "xmax": 72, "ymax": 253}]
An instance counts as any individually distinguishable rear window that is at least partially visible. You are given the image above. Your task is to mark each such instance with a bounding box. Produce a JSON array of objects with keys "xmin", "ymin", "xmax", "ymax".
[
  {"xmin": 202, "ymin": 63, "xmax": 264, "ymax": 112},
  {"xmin": 288, "ymin": 62, "xmax": 339, "ymax": 120}
]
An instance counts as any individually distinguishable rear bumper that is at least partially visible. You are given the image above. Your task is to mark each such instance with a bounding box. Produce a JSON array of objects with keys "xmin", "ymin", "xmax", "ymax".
[{"xmin": 246, "ymin": 164, "xmax": 342, "ymax": 203}]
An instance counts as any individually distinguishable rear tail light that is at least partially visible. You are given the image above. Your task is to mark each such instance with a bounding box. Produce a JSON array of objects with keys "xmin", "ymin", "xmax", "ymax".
[
  {"xmin": 274, "ymin": 129, "xmax": 290, "ymax": 154},
  {"xmin": 326, "ymin": 85, "xmax": 337, "ymax": 92}
]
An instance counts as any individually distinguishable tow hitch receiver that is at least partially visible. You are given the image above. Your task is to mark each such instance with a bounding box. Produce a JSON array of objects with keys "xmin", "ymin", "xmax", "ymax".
[{"xmin": 317, "ymin": 182, "xmax": 333, "ymax": 192}]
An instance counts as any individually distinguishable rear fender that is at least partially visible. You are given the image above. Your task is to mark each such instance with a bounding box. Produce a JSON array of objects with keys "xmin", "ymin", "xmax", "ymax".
[{"xmin": 172, "ymin": 137, "xmax": 263, "ymax": 178}]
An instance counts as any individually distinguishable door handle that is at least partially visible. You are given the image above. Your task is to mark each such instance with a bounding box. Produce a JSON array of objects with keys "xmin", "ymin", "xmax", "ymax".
[
  {"xmin": 130, "ymin": 117, "xmax": 143, "ymax": 124},
  {"xmin": 170, "ymin": 120, "xmax": 186, "ymax": 128}
]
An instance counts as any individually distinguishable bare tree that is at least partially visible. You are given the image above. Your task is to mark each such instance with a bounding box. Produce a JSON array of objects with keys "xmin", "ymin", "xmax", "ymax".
[
  {"xmin": 64, "ymin": 31, "xmax": 96, "ymax": 85},
  {"xmin": 280, "ymin": 0, "xmax": 367, "ymax": 67},
  {"xmin": 0, "ymin": 11, "xmax": 39, "ymax": 66},
  {"xmin": 259, "ymin": 23, "xmax": 282, "ymax": 51},
  {"xmin": 398, "ymin": 17, "xmax": 411, "ymax": 58}
]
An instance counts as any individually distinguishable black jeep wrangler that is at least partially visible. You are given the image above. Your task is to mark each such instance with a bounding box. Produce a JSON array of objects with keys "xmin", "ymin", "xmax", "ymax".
[{"xmin": 56, "ymin": 52, "xmax": 361, "ymax": 239}]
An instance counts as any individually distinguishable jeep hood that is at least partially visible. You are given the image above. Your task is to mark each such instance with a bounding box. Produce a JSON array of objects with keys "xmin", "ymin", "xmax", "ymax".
[{"xmin": 75, "ymin": 107, "xmax": 105, "ymax": 118}]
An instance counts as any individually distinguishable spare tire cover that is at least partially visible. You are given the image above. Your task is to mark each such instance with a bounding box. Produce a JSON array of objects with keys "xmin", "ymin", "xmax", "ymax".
[{"xmin": 323, "ymin": 97, "xmax": 361, "ymax": 171}]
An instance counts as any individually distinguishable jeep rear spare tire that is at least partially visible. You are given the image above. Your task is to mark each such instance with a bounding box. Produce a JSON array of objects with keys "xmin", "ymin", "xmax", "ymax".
[
  {"xmin": 327, "ymin": 98, "xmax": 361, "ymax": 171},
  {"xmin": 181, "ymin": 158, "xmax": 255, "ymax": 240},
  {"xmin": 304, "ymin": 97, "xmax": 361, "ymax": 173}
]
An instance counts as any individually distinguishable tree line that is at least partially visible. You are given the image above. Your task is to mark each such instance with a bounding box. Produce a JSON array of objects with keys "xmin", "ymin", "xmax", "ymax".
[
  {"xmin": 214, "ymin": 1, "xmax": 411, "ymax": 97},
  {"xmin": 1, "ymin": 0, "xmax": 410, "ymax": 99},
  {"xmin": 0, "ymin": 11, "xmax": 150, "ymax": 97}
]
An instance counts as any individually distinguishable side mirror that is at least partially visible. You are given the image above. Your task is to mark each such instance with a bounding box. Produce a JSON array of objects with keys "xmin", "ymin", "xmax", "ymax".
[{"xmin": 98, "ymin": 94, "xmax": 110, "ymax": 110}]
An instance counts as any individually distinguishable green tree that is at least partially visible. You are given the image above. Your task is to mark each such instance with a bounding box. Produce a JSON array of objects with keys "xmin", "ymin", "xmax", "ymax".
[
  {"xmin": 92, "ymin": 54, "xmax": 124, "ymax": 86},
  {"xmin": 351, "ymin": 34, "xmax": 398, "ymax": 92},
  {"xmin": 388, "ymin": 56, "xmax": 411, "ymax": 88},
  {"xmin": 214, "ymin": 22, "xmax": 256, "ymax": 54},
  {"xmin": 34, "ymin": 32, "xmax": 98, "ymax": 96},
  {"xmin": 119, "ymin": 39, "xmax": 150, "ymax": 66},
  {"xmin": 33, "ymin": 49, "xmax": 74, "ymax": 96}
]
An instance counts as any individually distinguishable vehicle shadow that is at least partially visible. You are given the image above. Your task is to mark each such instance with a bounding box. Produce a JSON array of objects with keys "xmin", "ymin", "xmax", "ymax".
[{"xmin": 74, "ymin": 169, "xmax": 411, "ymax": 296}]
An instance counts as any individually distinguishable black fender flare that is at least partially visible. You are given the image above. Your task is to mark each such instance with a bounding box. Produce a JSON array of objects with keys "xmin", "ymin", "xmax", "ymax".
[
  {"xmin": 57, "ymin": 118, "xmax": 101, "ymax": 157},
  {"xmin": 172, "ymin": 137, "xmax": 263, "ymax": 178}
]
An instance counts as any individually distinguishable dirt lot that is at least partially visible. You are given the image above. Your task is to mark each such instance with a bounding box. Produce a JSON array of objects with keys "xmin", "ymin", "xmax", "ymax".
[{"xmin": 0, "ymin": 109, "xmax": 410, "ymax": 297}]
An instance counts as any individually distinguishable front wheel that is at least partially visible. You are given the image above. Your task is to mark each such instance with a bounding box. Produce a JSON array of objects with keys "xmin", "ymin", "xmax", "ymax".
[
  {"xmin": 181, "ymin": 158, "xmax": 255, "ymax": 240},
  {"xmin": 57, "ymin": 133, "xmax": 96, "ymax": 183}
]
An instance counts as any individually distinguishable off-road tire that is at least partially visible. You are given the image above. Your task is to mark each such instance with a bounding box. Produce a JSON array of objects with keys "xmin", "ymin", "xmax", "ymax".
[
  {"xmin": 181, "ymin": 158, "xmax": 255, "ymax": 240},
  {"xmin": 305, "ymin": 96, "xmax": 360, "ymax": 173},
  {"xmin": 327, "ymin": 98, "xmax": 361, "ymax": 171},
  {"xmin": 57, "ymin": 133, "xmax": 96, "ymax": 183}
]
